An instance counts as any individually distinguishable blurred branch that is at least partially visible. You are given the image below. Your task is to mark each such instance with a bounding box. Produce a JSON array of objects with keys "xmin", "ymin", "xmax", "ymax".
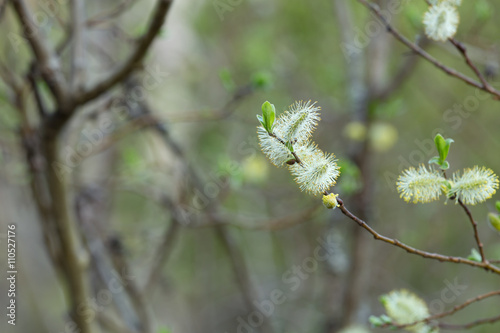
[
  {"xmin": 76, "ymin": 188, "xmax": 143, "ymax": 333},
  {"xmin": 118, "ymin": 78, "xmax": 273, "ymax": 333},
  {"xmin": 27, "ymin": 64, "xmax": 48, "ymax": 118},
  {"xmin": 97, "ymin": 312, "xmax": 137, "ymax": 333},
  {"xmin": 336, "ymin": 198, "xmax": 500, "ymax": 274},
  {"xmin": 375, "ymin": 39, "xmax": 430, "ymax": 101},
  {"xmin": 44, "ymin": 138, "xmax": 93, "ymax": 333},
  {"xmin": 86, "ymin": 0, "xmax": 136, "ymax": 27},
  {"xmin": 9, "ymin": 0, "xmax": 68, "ymax": 104},
  {"xmin": 356, "ymin": 0, "xmax": 500, "ymax": 100},
  {"xmin": 70, "ymin": 0, "xmax": 86, "ymax": 92},
  {"xmin": 108, "ymin": 235, "xmax": 153, "ymax": 333},
  {"xmin": 75, "ymin": 0, "xmax": 173, "ymax": 106},
  {"xmin": 0, "ymin": 0, "xmax": 7, "ymax": 20},
  {"xmin": 144, "ymin": 199, "xmax": 180, "ymax": 295},
  {"xmin": 166, "ymin": 84, "xmax": 256, "ymax": 123}
]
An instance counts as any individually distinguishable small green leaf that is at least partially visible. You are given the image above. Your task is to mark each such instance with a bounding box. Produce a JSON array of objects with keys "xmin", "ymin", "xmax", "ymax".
[
  {"xmin": 380, "ymin": 314, "xmax": 392, "ymax": 324},
  {"xmin": 157, "ymin": 328, "xmax": 172, "ymax": 333},
  {"xmin": 440, "ymin": 160, "xmax": 450, "ymax": 170},
  {"xmin": 369, "ymin": 316, "xmax": 384, "ymax": 327},
  {"xmin": 219, "ymin": 68, "xmax": 236, "ymax": 93},
  {"xmin": 434, "ymin": 134, "xmax": 454, "ymax": 162},
  {"xmin": 285, "ymin": 141, "xmax": 294, "ymax": 152},
  {"xmin": 475, "ymin": 0, "xmax": 492, "ymax": 22},
  {"xmin": 256, "ymin": 114, "xmax": 265, "ymax": 128},
  {"xmin": 428, "ymin": 156, "xmax": 441, "ymax": 165},
  {"xmin": 434, "ymin": 134, "xmax": 445, "ymax": 161},
  {"xmin": 468, "ymin": 248, "xmax": 482, "ymax": 262},
  {"xmin": 251, "ymin": 71, "xmax": 273, "ymax": 90},
  {"xmin": 489, "ymin": 213, "xmax": 500, "ymax": 232},
  {"xmin": 495, "ymin": 201, "xmax": 500, "ymax": 213},
  {"xmin": 261, "ymin": 101, "xmax": 276, "ymax": 133}
]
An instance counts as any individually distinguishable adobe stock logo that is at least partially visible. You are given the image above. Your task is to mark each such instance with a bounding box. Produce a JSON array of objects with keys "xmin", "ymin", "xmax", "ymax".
[{"xmin": 428, "ymin": 277, "xmax": 468, "ymax": 314}]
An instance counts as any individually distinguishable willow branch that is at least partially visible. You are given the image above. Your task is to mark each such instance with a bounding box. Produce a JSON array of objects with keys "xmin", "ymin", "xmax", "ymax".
[
  {"xmin": 336, "ymin": 198, "xmax": 500, "ymax": 274},
  {"xmin": 386, "ymin": 290, "xmax": 500, "ymax": 329},
  {"xmin": 144, "ymin": 200, "xmax": 180, "ymax": 295},
  {"xmin": 438, "ymin": 313, "xmax": 500, "ymax": 330},
  {"xmin": 457, "ymin": 199, "xmax": 486, "ymax": 263},
  {"xmin": 356, "ymin": 0, "xmax": 500, "ymax": 99}
]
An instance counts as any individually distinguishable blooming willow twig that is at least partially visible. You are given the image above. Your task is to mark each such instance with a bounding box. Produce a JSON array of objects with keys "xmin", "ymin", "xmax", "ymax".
[
  {"xmin": 257, "ymin": 102, "xmax": 500, "ymax": 275},
  {"xmin": 383, "ymin": 289, "xmax": 500, "ymax": 330},
  {"xmin": 355, "ymin": 0, "xmax": 500, "ymax": 99}
]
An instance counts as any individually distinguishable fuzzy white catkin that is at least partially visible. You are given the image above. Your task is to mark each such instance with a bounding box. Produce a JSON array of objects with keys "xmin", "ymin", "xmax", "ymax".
[
  {"xmin": 257, "ymin": 101, "xmax": 321, "ymax": 167},
  {"xmin": 381, "ymin": 289, "xmax": 436, "ymax": 333},
  {"xmin": 279, "ymin": 100, "xmax": 321, "ymax": 143},
  {"xmin": 397, "ymin": 165, "xmax": 445, "ymax": 203},
  {"xmin": 289, "ymin": 142, "xmax": 340, "ymax": 195},
  {"xmin": 423, "ymin": 2, "xmax": 460, "ymax": 41},
  {"xmin": 257, "ymin": 124, "xmax": 293, "ymax": 167},
  {"xmin": 450, "ymin": 166, "xmax": 499, "ymax": 205}
]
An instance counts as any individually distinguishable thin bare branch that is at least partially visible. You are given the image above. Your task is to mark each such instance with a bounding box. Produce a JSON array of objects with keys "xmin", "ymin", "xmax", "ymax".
[
  {"xmin": 385, "ymin": 290, "xmax": 500, "ymax": 329},
  {"xmin": 75, "ymin": 0, "xmax": 173, "ymax": 106},
  {"xmin": 336, "ymin": 198, "xmax": 500, "ymax": 274},
  {"xmin": 9, "ymin": 0, "xmax": 68, "ymax": 104},
  {"xmin": 376, "ymin": 39, "xmax": 431, "ymax": 100},
  {"xmin": 70, "ymin": 0, "xmax": 86, "ymax": 92},
  {"xmin": 86, "ymin": 0, "xmax": 136, "ymax": 27},
  {"xmin": 144, "ymin": 199, "xmax": 180, "ymax": 295},
  {"xmin": 166, "ymin": 84, "xmax": 255, "ymax": 123},
  {"xmin": 457, "ymin": 199, "xmax": 486, "ymax": 263},
  {"xmin": 439, "ymin": 313, "xmax": 500, "ymax": 330}
]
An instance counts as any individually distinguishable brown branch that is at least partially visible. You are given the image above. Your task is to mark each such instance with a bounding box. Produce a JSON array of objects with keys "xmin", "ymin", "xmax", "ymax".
[
  {"xmin": 457, "ymin": 199, "xmax": 486, "ymax": 263},
  {"xmin": 70, "ymin": 0, "xmax": 86, "ymax": 92},
  {"xmin": 336, "ymin": 198, "xmax": 500, "ymax": 274},
  {"xmin": 9, "ymin": 0, "xmax": 68, "ymax": 104},
  {"xmin": 166, "ymin": 84, "xmax": 255, "ymax": 123},
  {"xmin": 449, "ymin": 39, "xmax": 490, "ymax": 89},
  {"xmin": 0, "ymin": 0, "xmax": 7, "ymax": 20},
  {"xmin": 43, "ymin": 138, "xmax": 93, "ymax": 333},
  {"xmin": 439, "ymin": 313, "xmax": 500, "ymax": 330},
  {"xmin": 75, "ymin": 0, "xmax": 173, "ymax": 106},
  {"xmin": 86, "ymin": 0, "xmax": 136, "ymax": 27},
  {"xmin": 144, "ymin": 199, "xmax": 180, "ymax": 295},
  {"xmin": 386, "ymin": 290, "xmax": 500, "ymax": 330},
  {"xmin": 356, "ymin": 0, "xmax": 500, "ymax": 99},
  {"xmin": 26, "ymin": 65, "xmax": 48, "ymax": 118},
  {"xmin": 376, "ymin": 39, "xmax": 430, "ymax": 100}
]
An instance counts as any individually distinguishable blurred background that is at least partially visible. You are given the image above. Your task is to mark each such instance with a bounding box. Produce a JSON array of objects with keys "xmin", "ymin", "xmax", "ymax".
[{"xmin": 0, "ymin": 0, "xmax": 499, "ymax": 332}]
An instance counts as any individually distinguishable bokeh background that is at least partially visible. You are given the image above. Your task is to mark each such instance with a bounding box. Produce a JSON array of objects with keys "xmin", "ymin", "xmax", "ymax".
[{"xmin": 0, "ymin": 0, "xmax": 499, "ymax": 333}]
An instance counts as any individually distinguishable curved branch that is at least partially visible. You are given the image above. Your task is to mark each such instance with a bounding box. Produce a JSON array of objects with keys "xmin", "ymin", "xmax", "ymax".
[
  {"xmin": 9, "ymin": 0, "xmax": 68, "ymax": 104},
  {"xmin": 439, "ymin": 313, "xmax": 500, "ymax": 330},
  {"xmin": 457, "ymin": 199, "xmax": 486, "ymax": 263},
  {"xmin": 336, "ymin": 198, "xmax": 500, "ymax": 274},
  {"xmin": 75, "ymin": 0, "xmax": 173, "ymax": 106}
]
